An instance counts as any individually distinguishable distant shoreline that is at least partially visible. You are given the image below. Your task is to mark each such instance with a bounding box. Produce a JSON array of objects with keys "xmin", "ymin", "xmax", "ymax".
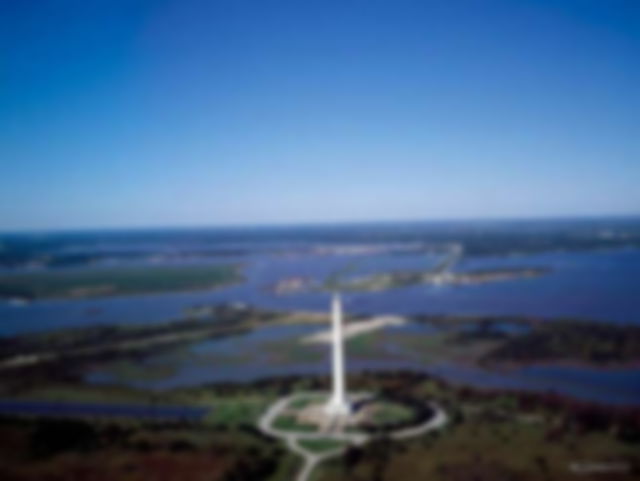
[
  {"xmin": 2, "ymin": 213, "xmax": 639, "ymax": 236},
  {"xmin": 0, "ymin": 264, "xmax": 242, "ymax": 301}
]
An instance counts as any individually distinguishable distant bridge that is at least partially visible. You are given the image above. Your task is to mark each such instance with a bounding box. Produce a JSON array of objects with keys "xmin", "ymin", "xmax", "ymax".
[{"xmin": 430, "ymin": 243, "xmax": 464, "ymax": 283}]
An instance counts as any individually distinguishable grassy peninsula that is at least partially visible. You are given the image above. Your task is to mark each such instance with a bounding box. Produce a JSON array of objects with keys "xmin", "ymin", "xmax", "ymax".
[{"xmin": 0, "ymin": 264, "xmax": 241, "ymax": 300}]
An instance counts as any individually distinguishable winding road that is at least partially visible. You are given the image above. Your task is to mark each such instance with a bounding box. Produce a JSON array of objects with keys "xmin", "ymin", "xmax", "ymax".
[{"xmin": 258, "ymin": 391, "xmax": 448, "ymax": 481}]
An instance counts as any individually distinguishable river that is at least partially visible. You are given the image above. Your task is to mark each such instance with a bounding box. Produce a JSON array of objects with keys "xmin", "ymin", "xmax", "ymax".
[{"xmin": 1, "ymin": 248, "xmax": 639, "ymax": 336}]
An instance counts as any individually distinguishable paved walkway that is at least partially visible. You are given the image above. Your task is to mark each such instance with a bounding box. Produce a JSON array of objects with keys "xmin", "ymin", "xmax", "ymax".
[{"xmin": 257, "ymin": 391, "xmax": 448, "ymax": 481}]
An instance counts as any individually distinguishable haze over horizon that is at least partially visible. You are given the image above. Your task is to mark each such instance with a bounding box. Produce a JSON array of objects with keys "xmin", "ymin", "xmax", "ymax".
[
  {"xmin": 4, "ymin": 213, "xmax": 640, "ymax": 236},
  {"xmin": 1, "ymin": 0, "xmax": 638, "ymax": 231}
]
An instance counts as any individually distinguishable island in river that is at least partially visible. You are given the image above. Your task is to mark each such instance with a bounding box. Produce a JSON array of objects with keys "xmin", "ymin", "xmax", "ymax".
[
  {"xmin": 268, "ymin": 267, "xmax": 550, "ymax": 295},
  {"xmin": 0, "ymin": 264, "xmax": 241, "ymax": 301},
  {"xmin": 336, "ymin": 266, "xmax": 549, "ymax": 292}
]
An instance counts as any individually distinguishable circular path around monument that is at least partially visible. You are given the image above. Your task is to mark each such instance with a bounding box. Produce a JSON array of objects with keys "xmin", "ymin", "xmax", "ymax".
[{"xmin": 258, "ymin": 391, "xmax": 448, "ymax": 481}]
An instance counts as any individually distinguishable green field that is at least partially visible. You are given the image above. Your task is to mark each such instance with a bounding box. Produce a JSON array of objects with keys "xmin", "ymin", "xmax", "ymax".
[
  {"xmin": 0, "ymin": 264, "xmax": 241, "ymax": 299},
  {"xmin": 273, "ymin": 414, "xmax": 318, "ymax": 433},
  {"xmin": 370, "ymin": 401, "xmax": 415, "ymax": 425},
  {"xmin": 203, "ymin": 397, "xmax": 274, "ymax": 426},
  {"xmin": 298, "ymin": 439, "xmax": 346, "ymax": 454}
]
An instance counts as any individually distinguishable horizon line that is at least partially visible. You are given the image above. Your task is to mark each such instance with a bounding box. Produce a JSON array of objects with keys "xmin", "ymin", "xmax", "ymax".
[{"xmin": 2, "ymin": 212, "xmax": 639, "ymax": 236}]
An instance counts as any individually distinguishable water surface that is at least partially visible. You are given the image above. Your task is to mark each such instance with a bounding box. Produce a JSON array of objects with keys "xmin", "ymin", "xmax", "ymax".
[{"xmin": 2, "ymin": 249, "xmax": 639, "ymax": 335}]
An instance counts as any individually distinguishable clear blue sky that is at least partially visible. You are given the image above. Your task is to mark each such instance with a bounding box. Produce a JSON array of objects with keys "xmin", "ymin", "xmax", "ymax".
[{"xmin": 1, "ymin": 0, "xmax": 638, "ymax": 230}]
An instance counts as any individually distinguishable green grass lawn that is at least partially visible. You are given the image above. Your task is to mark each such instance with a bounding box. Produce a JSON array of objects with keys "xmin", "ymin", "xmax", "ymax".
[
  {"xmin": 273, "ymin": 415, "xmax": 318, "ymax": 433},
  {"xmin": 298, "ymin": 439, "xmax": 346, "ymax": 454},
  {"xmin": 289, "ymin": 395, "xmax": 327, "ymax": 410},
  {"xmin": 204, "ymin": 398, "xmax": 273, "ymax": 426},
  {"xmin": 0, "ymin": 264, "xmax": 241, "ymax": 299},
  {"xmin": 370, "ymin": 401, "xmax": 415, "ymax": 425}
]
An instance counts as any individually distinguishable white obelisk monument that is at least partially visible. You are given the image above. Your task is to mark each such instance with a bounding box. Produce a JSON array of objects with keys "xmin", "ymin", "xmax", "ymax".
[{"xmin": 325, "ymin": 292, "xmax": 351, "ymax": 416}]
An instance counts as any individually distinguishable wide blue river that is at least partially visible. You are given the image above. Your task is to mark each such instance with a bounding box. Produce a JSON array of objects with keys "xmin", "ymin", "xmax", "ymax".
[
  {"xmin": 1, "ymin": 247, "xmax": 639, "ymax": 406},
  {"xmin": 0, "ymin": 248, "xmax": 638, "ymax": 336}
]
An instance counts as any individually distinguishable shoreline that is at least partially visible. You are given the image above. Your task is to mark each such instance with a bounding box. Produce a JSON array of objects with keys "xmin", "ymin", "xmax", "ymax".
[
  {"xmin": 0, "ymin": 306, "xmax": 638, "ymax": 409},
  {"xmin": 480, "ymin": 357, "xmax": 640, "ymax": 372},
  {"xmin": 2, "ymin": 369, "xmax": 639, "ymax": 410},
  {"xmin": 0, "ymin": 264, "xmax": 243, "ymax": 302}
]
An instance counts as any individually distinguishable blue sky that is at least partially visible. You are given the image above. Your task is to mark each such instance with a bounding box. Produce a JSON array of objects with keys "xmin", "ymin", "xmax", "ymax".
[{"xmin": 1, "ymin": 0, "xmax": 638, "ymax": 230}]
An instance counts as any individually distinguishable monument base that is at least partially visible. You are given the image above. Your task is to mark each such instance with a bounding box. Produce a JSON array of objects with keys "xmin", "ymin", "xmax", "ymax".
[{"xmin": 324, "ymin": 396, "xmax": 352, "ymax": 417}]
